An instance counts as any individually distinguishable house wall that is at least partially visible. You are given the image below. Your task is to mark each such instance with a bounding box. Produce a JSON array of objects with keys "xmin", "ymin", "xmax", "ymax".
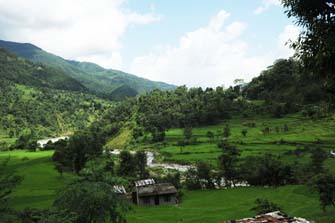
[{"xmin": 138, "ymin": 194, "xmax": 177, "ymax": 206}]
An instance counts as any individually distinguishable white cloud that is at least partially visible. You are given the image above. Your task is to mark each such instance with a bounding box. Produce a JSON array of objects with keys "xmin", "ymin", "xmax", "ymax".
[
  {"xmin": 129, "ymin": 10, "xmax": 273, "ymax": 87},
  {"xmin": 254, "ymin": 0, "xmax": 281, "ymax": 14},
  {"xmin": 0, "ymin": 0, "xmax": 160, "ymax": 68},
  {"xmin": 277, "ymin": 25, "xmax": 300, "ymax": 58}
]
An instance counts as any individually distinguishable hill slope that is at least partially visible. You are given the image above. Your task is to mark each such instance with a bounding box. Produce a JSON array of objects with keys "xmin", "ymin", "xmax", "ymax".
[
  {"xmin": 0, "ymin": 49, "xmax": 110, "ymax": 141},
  {"xmin": 0, "ymin": 40, "xmax": 176, "ymax": 100},
  {"xmin": 0, "ymin": 48, "xmax": 87, "ymax": 92}
]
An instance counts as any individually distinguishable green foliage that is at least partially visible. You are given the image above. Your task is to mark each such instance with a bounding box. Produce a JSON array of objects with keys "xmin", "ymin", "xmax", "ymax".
[
  {"xmin": 282, "ymin": 0, "xmax": 335, "ymax": 107},
  {"xmin": 251, "ymin": 198, "xmax": 282, "ymax": 215},
  {"xmin": 117, "ymin": 151, "xmax": 135, "ymax": 177},
  {"xmin": 244, "ymin": 59, "xmax": 329, "ymax": 106},
  {"xmin": 0, "ymin": 48, "xmax": 87, "ymax": 92},
  {"xmin": 0, "ymin": 157, "xmax": 23, "ymax": 222},
  {"xmin": 134, "ymin": 151, "xmax": 148, "ymax": 179},
  {"xmin": 223, "ymin": 124, "xmax": 231, "ymax": 138},
  {"xmin": 54, "ymin": 181, "xmax": 129, "ymax": 223},
  {"xmin": 310, "ymin": 171, "xmax": 335, "ymax": 211},
  {"xmin": 218, "ymin": 142, "xmax": 240, "ymax": 186},
  {"xmin": 53, "ymin": 130, "xmax": 104, "ymax": 174},
  {"xmin": 0, "ymin": 81, "xmax": 109, "ymax": 140},
  {"xmin": 310, "ymin": 147, "xmax": 328, "ymax": 174},
  {"xmin": 240, "ymin": 154, "xmax": 295, "ymax": 186}
]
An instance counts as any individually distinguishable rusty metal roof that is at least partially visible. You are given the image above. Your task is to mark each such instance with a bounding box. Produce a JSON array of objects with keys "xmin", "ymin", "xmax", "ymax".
[
  {"xmin": 136, "ymin": 183, "xmax": 177, "ymax": 197},
  {"xmin": 135, "ymin": 178, "xmax": 156, "ymax": 187},
  {"xmin": 223, "ymin": 211, "xmax": 312, "ymax": 223}
]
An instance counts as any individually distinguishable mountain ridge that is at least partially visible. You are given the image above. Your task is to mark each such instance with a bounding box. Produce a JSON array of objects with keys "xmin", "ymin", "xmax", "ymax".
[{"xmin": 0, "ymin": 39, "xmax": 176, "ymax": 100}]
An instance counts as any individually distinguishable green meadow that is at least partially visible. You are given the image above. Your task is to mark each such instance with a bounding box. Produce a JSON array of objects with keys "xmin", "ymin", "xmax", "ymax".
[{"xmin": 147, "ymin": 114, "xmax": 335, "ymax": 167}]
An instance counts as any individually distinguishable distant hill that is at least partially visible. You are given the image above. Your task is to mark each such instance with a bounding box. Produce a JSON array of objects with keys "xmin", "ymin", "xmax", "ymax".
[
  {"xmin": 0, "ymin": 40, "xmax": 176, "ymax": 100},
  {"xmin": 0, "ymin": 48, "xmax": 86, "ymax": 92}
]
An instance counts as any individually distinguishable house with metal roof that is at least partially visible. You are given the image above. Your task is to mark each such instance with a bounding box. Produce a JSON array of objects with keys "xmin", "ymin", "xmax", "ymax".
[{"xmin": 133, "ymin": 179, "xmax": 178, "ymax": 206}]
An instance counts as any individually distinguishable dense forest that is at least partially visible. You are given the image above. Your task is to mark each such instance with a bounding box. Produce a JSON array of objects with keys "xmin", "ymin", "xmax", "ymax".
[{"xmin": 0, "ymin": 49, "xmax": 111, "ymax": 146}]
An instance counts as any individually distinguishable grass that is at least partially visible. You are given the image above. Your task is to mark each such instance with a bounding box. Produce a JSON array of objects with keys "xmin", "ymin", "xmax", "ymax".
[
  {"xmin": 105, "ymin": 128, "xmax": 133, "ymax": 150},
  {"xmin": 138, "ymin": 114, "xmax": 335, "ymax": 165},
  {"xmin": 128, "ymin": 186, "xmax": 335, "ymax": 223},
  {"xmin": 0, "ymin": 150, "xmax": 71, "ymax": 210}
]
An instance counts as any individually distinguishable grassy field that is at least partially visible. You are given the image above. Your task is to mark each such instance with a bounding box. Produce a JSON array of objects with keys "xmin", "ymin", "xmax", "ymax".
[
  {"xmin": 128, "ymin": 186, "xmax": 335, "ymax": 223},
  {"xmin": 0, "ymin": 150, "xmax": 72, "ymax": 210},
  {"xmin": 1, "ymin": 150, "xmax": 334, "ymax": 223},
  {"xmin": 129, "ymin": 114, "xmax": 335, "ymax": 166}
]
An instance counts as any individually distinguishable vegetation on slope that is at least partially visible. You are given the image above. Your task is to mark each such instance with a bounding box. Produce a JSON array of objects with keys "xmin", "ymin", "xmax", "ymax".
[{"xmin": 0, "ymin": 40, "xmax": 176, "ymax": 100}]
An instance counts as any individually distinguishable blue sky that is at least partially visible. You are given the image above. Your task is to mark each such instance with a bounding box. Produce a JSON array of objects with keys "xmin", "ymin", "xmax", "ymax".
[{"xmin": 0, "ymin": 0, "xmax": 299, "ymax": 87}]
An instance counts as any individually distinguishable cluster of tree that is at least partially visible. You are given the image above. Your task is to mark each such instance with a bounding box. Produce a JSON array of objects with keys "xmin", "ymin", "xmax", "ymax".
[
  {"xmin": 135, "ymin": 86, "xmax": 249, "ymax": 142},
  {"xmin": 282, "ymin": 0, "xmax": 335, "ymax": 108},
  {"xmin": 1, "ymin": 156, "xmax": 131, "ymax": 223},
  {"xmin": 52, "ymin": 100, "xmax": 135, "ymax": 174},
  {"xmin": 244, "ymin": 58, "xmax": 330, "ymax": 110},
  {"xmin": 117, "ymin": 151, "xmax": 149, "ymax": 179}
]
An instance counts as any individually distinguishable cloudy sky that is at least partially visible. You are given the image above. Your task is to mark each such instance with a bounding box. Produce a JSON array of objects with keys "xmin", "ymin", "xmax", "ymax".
[{"xmin": 0, "ymin": 0, "xmax": 299, "ymax": 87}]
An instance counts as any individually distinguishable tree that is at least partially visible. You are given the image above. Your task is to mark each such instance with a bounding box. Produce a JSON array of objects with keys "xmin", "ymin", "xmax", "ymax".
[
  {"xmin": 117, "ymin": 151, "xmax": 135, "ymax": 177},
  {"xmin": 241, "ymin": 129, "xmax": 248, "ymax": 137},
  {"xmin": 55, "ymin": 163, "xmax": 64, "ymax": 177},
  {"xmin": 240, "ymin": 154, "xmax": 295, "ymax": 186},
  {"xmin": 183, "ymin": 126, "xmax": 193, "ymax": 140},
  {"xmin": 196, "ymin": 161, "xmax": 215, "ymax": 189},
  {"xmin": 284, "ymin": 124, "xmax": 289, "ymax": 132},
  {"xmin": 185, "ymin": 168, "xmax": 201, "ymax": 190},
  {"xmin": 206, "ymin": 131, "xmax": 215, "ymax": 143},
  {"xmin": 151, "ymin": 128, "xmax": 165, "ymax": 142},
  {"xmin": 218, "ymin": 142, "xmax": 240, "ymax": 186},
  {"xmin": 223, "ymin": 124, "xmax": 231, "ymax": 138},
  {"xmin": 310, "ymin": 172, "xmax": 335, "ymax": 211},
  {"xmin": 310, "ymin": 147, "xmax": 328, "ymax": 173},
  {"xmin": 0, "ymin": 158, "xmax": 23, "ymax": 222},
  {"xmin": 165, "ymin": 172, "xmax": 181, "ymax": 189},
  {"xmin": 55, "ymin": 131, "xmax": 103, "ymax": 174},
  {"xmin": 54, "ymin": 181, "xmax": 130, "ymax": 223},
  {"xmin": 251, "ymin": 198, "xmax": 282, "ymax": 215},
  {"xmin": 134, "ymin": 151, "xmax": 148, "ymax": 179},
  {"xmin": 282, "ymin": 0, "xmax": 335, "ymax": 107}
]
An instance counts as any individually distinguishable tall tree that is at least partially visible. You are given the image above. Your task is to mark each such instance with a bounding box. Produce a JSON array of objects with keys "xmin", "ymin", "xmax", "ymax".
[
  {"xmin": 117, "ymin": 151, "xmax": 135, "ymax": 177},
  {"xmin": 310, "ymin": 147, "xmax": 328, "ymax": 173},
  {"xmin": 282, "ymin": 0, "xmax": 335, "ymax": 107},
  {"xmin": 134, "ymin": 151, "xmax": 148, "ymax": 179},
  {"xmin": 311, "ymin": 172, "xmax": 335, "ymax": 211},
  {"xmin": 218, "ymin": 142, "xmax": 240, "ymax": 186}
]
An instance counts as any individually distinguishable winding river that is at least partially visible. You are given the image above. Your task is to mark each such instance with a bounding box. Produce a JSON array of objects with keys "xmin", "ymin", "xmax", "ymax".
[{"xmin": 108, "ymin": 149, "xmax": 191, "ymax": 172}]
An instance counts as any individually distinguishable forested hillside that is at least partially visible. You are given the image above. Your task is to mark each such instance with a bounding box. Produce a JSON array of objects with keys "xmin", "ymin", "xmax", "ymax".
[
  {"xmin": 0, "ymin": 48, "xmax": 111, "ymax": 145},
  {"xmin": 0, "ymin": 40, "xmax": 176, "ymax": 100},
  {"xmin": 0, "ymin": 48, "xmax": 86, "ymax": 92}
]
